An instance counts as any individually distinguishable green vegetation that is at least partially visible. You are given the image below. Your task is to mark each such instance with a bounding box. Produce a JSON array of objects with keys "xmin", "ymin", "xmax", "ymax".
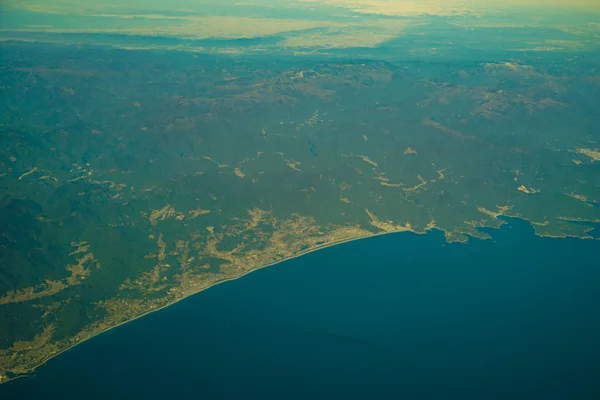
[{"xmin": 1, "ymin": 0, "xmax": 599, "ymax": 383}]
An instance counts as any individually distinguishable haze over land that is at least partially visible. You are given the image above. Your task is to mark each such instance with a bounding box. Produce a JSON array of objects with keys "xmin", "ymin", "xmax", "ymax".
[
  {"xmin": 1, "ymin": 0, "xmax": 599, "ymax": 383},
  {"xmin": 3, "ymin": 0, "xmax": 600, "ymax": 49}
]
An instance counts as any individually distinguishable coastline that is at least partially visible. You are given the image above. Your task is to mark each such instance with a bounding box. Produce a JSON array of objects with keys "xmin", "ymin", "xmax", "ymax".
[
  {"xmin": 1, "ymin": 215, "xmax": 595, "ymax": 385},
  {"xmin": 0, "ymin": 228, "xmax": 410, "ymax": 385}
]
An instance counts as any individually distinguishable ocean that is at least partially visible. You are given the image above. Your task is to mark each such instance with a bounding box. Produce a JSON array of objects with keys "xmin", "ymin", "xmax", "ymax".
[{"xmin": 3, "ymin": 219, "xmax": 600, "ymax": 399}]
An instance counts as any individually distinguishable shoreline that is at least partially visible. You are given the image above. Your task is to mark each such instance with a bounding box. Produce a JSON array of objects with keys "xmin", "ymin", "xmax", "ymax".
[
  {"xmin": 0, "ymin": 215, "xmax": 594, "ymax": 385},
  {"xmin": 0, "ymin": 228, "xmax": 418, "ymax": 385}
]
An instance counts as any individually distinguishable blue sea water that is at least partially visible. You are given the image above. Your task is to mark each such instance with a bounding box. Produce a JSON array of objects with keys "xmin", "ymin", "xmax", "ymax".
[{"xmin": 4, "ymin": 219, "xmax": 600, "ymax": 399}]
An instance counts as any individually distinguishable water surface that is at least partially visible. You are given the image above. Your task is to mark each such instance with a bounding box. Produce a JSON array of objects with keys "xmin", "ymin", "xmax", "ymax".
[{"xmin": 4, "ymin": 219, "xmax": 600, "ymax": 399}]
